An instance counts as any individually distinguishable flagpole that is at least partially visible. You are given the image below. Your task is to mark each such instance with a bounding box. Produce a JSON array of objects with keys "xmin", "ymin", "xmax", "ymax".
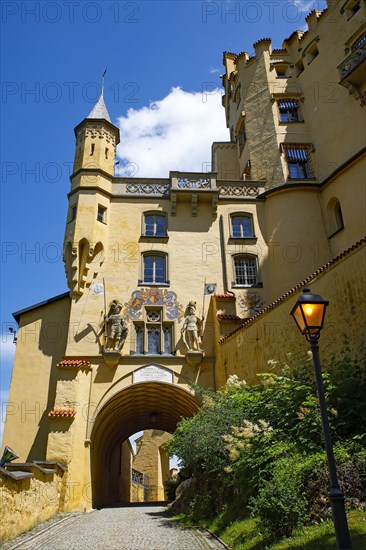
[
  {"xmin": 103, "ymin": 278, "xmax": 107, "ymax": 348},
  {"xmin": 202, "ymin": 277, "xmax": 207, "ymax": 319}
]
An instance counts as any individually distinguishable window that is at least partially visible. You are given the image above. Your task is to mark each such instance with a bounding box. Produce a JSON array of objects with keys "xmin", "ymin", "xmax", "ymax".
[
  {"xmin": 276, "ymin": 68, "xmax": 286, "ymax": 78},
  {"xmin": 271, "ymin": 62, "xmax": 293, "ymax": 79},
  {"xmin": 351, "ymin": 31, "xmax": 366, "ymax": 51},
  {"xmin": 143, "ymin": 213, "xmax": 166, "ymax": 237},
  {"xmin": 97, "ymin": 205, "xmax": 107, "ymax": 223},
  {"xmin": 243, "ymin": 160, "xmax": 251, "ymax": 180},
  {"xmin": 133, "ymin": 307, "xmax": 174, "ymax": 355},
  {"xmin": 142, "ymin": 254, "xmax": 167, "ymax": 285},
  {"xmin": 135, "ymin": 325, "xmax": 144, "ymax": 354},
  {"xmin": 236, "ymin": 120, "xmax": 247, "ymax": 153},
  {"xmin": 234, "ymin": 85, "xmax": 241, "ymax": 104},
  {"xmin": 277, "ymin": 100, "xmax": 302, "ymax": 122},
  {"xmin": 304, "ymin": 41, "xmax": 319, "ymax": 64},
  {"xmin": 69, "ymin": 205, "xmax": 77, "ymax": 222},
  {"xmin": 233, "ymin": 255, "xmax": 258, "ymax": 286},
  {"xmin": 295, "ymin": 59, "xmax": 304, "ymax": 76},
  {"xmin": 230, "ymin": 215, "xmax": 254, "ymax": 238},
  {"xmin": 341, "ymin": 0, "xmax": 360, "ymax": 20},
  {"xmin": 281, "ymin": 144, "xmax": 314, "ymax": 179},
  {"xmin": 327, "ymin": 198, "xmax": 344, "ymax": 236},
  {"xmin": 334, "ymin": 201, "xmax": 344, "ymax": 231}
]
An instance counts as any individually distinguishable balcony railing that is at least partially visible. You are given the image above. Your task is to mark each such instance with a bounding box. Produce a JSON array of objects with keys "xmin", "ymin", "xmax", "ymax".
[
  {"xmin": 338, "ymin": 42, "xmax": 366, "ymax": 82},
  {"xmin": 112, "ymin": 178, "xmax": 170, "ymax": 197},
  {"xmin": 217, "ymin": 180, "xmax": 265, "ymax": 198},
  {"xmin": 112, "ymin": 174, "xmax": 265, "ymax": 199},
  {"xmin": 170, "ymin": 171, "xmax": 216, "ymax": 190}
]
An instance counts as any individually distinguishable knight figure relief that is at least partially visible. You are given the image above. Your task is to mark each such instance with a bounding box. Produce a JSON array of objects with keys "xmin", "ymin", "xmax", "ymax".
[
  {"xmin": 104, "ymin": 300, "xmax": 128, "ymax": 353},
  {"xmin": 181, "ymin": 301, "xmax": 204, "ymax": 352}
]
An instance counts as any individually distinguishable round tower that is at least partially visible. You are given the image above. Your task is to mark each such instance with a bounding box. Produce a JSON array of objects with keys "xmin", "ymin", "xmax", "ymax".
[{"xmin": 64, "ymin": 90, "xmax": 120, "ymax": 296}]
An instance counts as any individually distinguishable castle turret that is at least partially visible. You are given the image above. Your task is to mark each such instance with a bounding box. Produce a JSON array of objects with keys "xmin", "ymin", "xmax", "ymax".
[
  {"xmin": 64, "ymin": 90, "xmax": 120, "ymax": 296},
  {"xmin": 72, "ymin": 90, "xmax": 119, "ymax": 176}
]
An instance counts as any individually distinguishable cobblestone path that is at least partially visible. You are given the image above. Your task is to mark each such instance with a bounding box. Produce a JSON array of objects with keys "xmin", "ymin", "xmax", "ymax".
[{"xmin": 2, "ymin": 505, "xmax": 226, "ymax": 550}]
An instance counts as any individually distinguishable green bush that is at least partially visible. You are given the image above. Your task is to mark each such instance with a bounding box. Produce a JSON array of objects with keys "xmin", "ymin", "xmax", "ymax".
[
  {"xmin": 166, "ymin": 354, "xmax": 366, "ymax": 535},
  {"xmin": 164, "ymin": 477, "xmax": 181, "ymax": 501},
  {"xmin": 251, "ymin": 468, "xmax": 307, "ymax": 538}
]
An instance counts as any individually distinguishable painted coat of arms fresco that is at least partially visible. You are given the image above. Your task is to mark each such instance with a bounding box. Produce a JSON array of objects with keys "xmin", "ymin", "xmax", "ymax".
[
  {"xmin": 237, "ymin": 291, "xmax": 265, "ymax": 317},
  {"xmin": 123, "ymin": 288, "xmax": 184, "ymax": 322}
]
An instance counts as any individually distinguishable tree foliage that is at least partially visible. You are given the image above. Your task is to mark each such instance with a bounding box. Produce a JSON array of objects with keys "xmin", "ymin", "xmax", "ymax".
[{"xmin": 167, "ymin": 355, "xmax": 366, "ymax": 538}]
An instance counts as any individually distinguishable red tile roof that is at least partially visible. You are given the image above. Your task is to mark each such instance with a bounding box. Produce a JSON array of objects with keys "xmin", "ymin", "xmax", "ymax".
[
  {"xmin": 217, "ymin": 314, "xmax": 242, "ymax": 321},
  {"xmin": 213, "ymin": 294, "xmax": 236, "ymax": 301},
  {"xmin": 48, "ymin": 409, "xmax": 76, "ymax": 418},
  {"xmin": 57, "ymin": 359, "xmax": 91, "ymax": 369},
  {"xmin": 219, "ymin": 237, "xmax": 366, "ymax": 344}
]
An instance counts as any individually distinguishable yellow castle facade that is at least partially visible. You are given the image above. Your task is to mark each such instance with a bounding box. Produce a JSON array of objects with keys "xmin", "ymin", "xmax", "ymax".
[{"xmin": 1, "ymin": 0, "xmax": 365, "ymax": 528}]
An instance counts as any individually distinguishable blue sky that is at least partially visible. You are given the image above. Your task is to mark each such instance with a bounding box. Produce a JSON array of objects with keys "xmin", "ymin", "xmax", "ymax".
[{"xmin": 0, "ymin": 0, "xmax": 327, "ymax": 443}]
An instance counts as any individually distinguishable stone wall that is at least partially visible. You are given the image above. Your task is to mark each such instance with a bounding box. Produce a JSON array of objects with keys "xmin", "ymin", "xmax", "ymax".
[
  {"xmin": 216, "ymin": 241, "xmax": 366, "ymax": 388},
  {"xmin": 132, "ymin": 430, "xmax": 171, "ymax": 502},
  {"xmin": 130, "ymin": 481, "xmax": 144, "ymax": 503},
  {"xmin": 0, "ymin": 462, "xmax": 66, "ymax": 543}
]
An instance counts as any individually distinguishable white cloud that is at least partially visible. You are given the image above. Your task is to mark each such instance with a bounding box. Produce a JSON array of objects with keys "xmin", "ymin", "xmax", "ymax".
[
  {"xmin": 0, "ymin": 390, "xmax": 9, "ymax": 448},
  {"xmin": 0, "ymin": 337, "xmax": 16, "ymax": 362},
  {"xmin": 116, "ymin": 87, "xmax": 229, "ymax": 178},
  {"xmin": 0, "ymin": 336, "xmax": 16, "ymax": 446},
  {"xmin": 292, "ymin": 0, "xmax": 326, "ymax": 12},
  {"xmin": 210, "ymin": 68, "xmax": 221, "ymax": 74}
]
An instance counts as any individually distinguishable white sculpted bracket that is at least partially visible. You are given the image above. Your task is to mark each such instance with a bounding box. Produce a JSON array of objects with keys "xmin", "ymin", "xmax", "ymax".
[{"xmin": 133, "ymin": 364, "xmax": 174, "ymax": 384}]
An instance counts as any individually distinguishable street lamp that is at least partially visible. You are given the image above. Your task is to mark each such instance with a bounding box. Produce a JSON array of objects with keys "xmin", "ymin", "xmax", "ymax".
[{"xmin": 291, "ymin": 288, "xmax": 352, "ymax": 550}]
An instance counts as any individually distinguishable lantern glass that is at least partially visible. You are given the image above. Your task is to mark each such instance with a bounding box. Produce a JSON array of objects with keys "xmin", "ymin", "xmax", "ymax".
[
  {"xmin": 301, "ymin": 302, "xmax": 326, "ymax": 333},
  {"xmin": 290, "ymin": 289, "xmax": 328, "ymax": 336},
  {"xmin": 292, "ymin": 303, "xmax": 307, "ymax": 333}
]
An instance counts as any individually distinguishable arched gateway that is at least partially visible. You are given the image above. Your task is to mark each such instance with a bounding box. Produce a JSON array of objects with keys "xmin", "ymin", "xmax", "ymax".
[
  {"xmin": 90, "ymin": 379, "xmax": 200, "ymax": 507},
  {"xmin": 2, "ymin": 90, "xmax": 245, "ymax": 512}
]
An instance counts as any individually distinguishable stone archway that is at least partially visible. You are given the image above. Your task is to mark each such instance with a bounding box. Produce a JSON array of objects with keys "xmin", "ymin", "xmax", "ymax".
[{"xmin": 90, "ymin": 382, "xmax": 200, "ymax": 507}]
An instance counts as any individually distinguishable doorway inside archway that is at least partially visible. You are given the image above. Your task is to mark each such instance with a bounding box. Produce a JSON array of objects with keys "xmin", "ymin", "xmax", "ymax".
[{"xmin": 90, "ymin": 382, "xmax": 199, "ymax": 507}]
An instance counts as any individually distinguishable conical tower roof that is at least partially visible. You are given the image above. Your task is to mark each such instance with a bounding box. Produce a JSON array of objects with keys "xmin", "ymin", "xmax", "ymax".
[{"xmin": 87, "ymin": 90, "xmax": 111, "ymax": 122}]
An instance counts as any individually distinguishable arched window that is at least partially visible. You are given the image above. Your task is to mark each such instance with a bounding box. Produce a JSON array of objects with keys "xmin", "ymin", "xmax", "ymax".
[
  {"xmin": 132, "ymin": 307, "xmax": 174, "ymax": 355},
  {"xmin": 326, "ymin": 198, "xmax": 344, "ymax": 236},
  {"xmin": 351, "ymin": 30, "xmax": 366, "ymax": 51},
  {"xmin": 233, "ymin": 255, "xmax": 259, "ymax": 286},
  {"xmin": 230, "ymin": 214, "xmax": 255, "ymax": 238},
  {"xmin": 334, "ymin": 201, "xmax": 344, "ymax": 230},
  {"xmin": 141, "ymin": 253, "xmax": 167, "ymax": 285},
  {"xmin": 143, "ymin": 212, "xmax": 166, "ymax": 237}
]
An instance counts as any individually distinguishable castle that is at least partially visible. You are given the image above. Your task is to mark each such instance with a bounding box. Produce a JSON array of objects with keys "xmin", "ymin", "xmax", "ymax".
[{"xmin": 1, "ymin": 0, "xmax": 365, "ymax": 529}]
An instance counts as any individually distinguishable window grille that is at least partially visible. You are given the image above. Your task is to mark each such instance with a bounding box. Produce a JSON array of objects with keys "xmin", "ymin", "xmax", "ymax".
[
  {"xmin": 234, "ymin": 256, "xmax": 258, "ymax": 286},
  {"xmin": 133, "ymin": 308, "xmax": 174, "ymax": 355}
]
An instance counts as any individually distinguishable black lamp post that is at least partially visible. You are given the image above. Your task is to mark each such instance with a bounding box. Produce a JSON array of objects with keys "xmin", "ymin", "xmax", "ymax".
[{"xmin": 290, "ymin": 288, "xmax": 352, "ymax": 550}]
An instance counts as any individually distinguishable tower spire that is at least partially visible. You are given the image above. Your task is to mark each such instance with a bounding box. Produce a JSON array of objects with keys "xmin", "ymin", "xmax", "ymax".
[
  {"xmin": 101, "ymin": 68, "xmax": 107, "ymax": 97},
  {"xmin": 87, "ymin": 69, "xmax": 111, "ymax": 122}
]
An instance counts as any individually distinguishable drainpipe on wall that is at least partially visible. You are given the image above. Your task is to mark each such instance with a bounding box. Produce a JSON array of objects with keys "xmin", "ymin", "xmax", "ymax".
[{"xmin": 219, "ymin": 215, "xmax": 235, "ymax": 299}]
